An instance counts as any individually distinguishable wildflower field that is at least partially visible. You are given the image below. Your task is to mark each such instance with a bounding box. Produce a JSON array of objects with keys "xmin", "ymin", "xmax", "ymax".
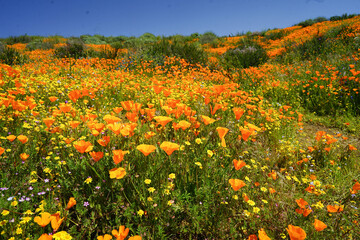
[{"xmin": 0, "ymin": 15, "xmax": 360, "ymax": 239}]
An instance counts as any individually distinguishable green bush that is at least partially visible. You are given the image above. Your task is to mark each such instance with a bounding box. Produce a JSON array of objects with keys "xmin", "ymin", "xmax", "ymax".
[
  {"xmin": 54, "ymin": 38, "xmax": 87, "ymax": 59},
  {"xmin": 0, "ymin": 45, "xmax": 28, "ymax": 65},
  {"xmin": 330, "ymin": 13, "xmax": 358, "ymax": 21},
  {"xmin": 4, "ymin": 34, "xmax": 34, "ymax": 44},
  {"xmin": 144, "ymin": 39, "xmax": 208, "ymax": 66},
  {"xmin": 26, "ymin": 39, "xmax": 54, "ymax": 51},
  {"xmin": 199, "ymin": 31, "xmax": 218, "ymax": 44},
  {"xmin": 295, "ymin": 17, "xmax": 328, "ymax": 27},
  {"xmin": 221, "ymin": 41, "xmax": 268, "ymax": 70}
]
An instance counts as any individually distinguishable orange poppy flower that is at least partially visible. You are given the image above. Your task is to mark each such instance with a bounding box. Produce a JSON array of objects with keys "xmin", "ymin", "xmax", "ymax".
[
  {"xmin": 286, "ymin": 225, "xmax": 306, "ymax": 240},
  {"xmin": 136, "ymin": 144, "xmax": 157, "ymax": 156},
  {"xmin": 313, "ymin": 219, "xmax": 327, "ymax": 231},
  {"xmin": 160, "ymin": 141, "xmax": 180, "ymax": 156},
  {"xmin": 58, "ymin": 103, "xmax": 72, "ymax": 113},
  {"xmin": 69, "ymin": 120, "xmax": 81, "ymax": 129},
  {"xmin": 233, "ymin": 107, "xmax": 245, "ymax": 120},
  {"xmin": 352, "ymin": 182, "xmax": 360, "ymax": 194},
  {"xmin": 349, "ymin": 145, "xmax": 357, "ymax": 151},
  {"xmin": 103, "ymin": 115, "xmax": 121, "ymax": 124},
  {"xmin": 175, "ymin": 120, "xmax": 191, "ymax": 130},
  {"xmin": 327, "ymin": 204, "xmax": 344, "ymax": 213},
  {"xmin": 267, "ymin": 170, "xmax": 277, "ymax": 180},
  {"xmin": 34, "ymin": 212, "xmax": 52, "ymax": 227},
  {"xmin": 48, "ymin": 96, "xmax": 58, "ymax": 102},
  {"xmin": 269, "ymin": 188, "xmax": 276, "ymax": 194},
  {"xmin": 109, "ymin": 167, "xmax": 126, "ymax": 179},
  {"xmin": 295, "ymin": 198, "xmax": 308, "ymax": 209},
  {"xmin": 113, "ymin": 149, "xmax": 129, "ymax": 164},
  {"xmin": 233, "ymin": 159, "xmax": 246, "ymax": 170},
  {"xmin": 89, "ymin": 151, "xmax": 104, "ymax": 162},
  {"xmin": 126, "ymin": 111, "xmax": 138, "ymax": 123},
  {"xmin": 154, "ymin": 116, "xmax": 173, "ymax": 127},
  {"xmin": 295, "ymin": 208, "xmax": 312, "ymax": 217},
  {"xmin": 50, "ymin": 212, "xmax": 64, "ymax": 231},
  {"xmin": 112, "ymin": 225, "xmax": 129, "ymax": 240},
  {"xmin": 239, "ymin": 128, "xmax": 253, "ymax": 141},
  {"xmin": 247, "ymin": 234, "xmax": 257, "ymax": 240},
  {"xmin": 97, "ymin": 234, "xmax": 113, "ymax": 240},
  {"xmin": 7, "ymin": 135, "xmax": 17, "ymax": 142},
  {"xmin": 201, "ymin": 115, "xmax": 216, "ymax": 125},
  {"xmin": 113, "ymin": 107, "xmax": 123, "ymax": 114},
  {"xmin": 20, "ymin": 153, "xmax": 29, "ymax": 161},
  {"xmin": 65, "ymin": 197, "xmax": 76, "ymax": 210},
  {"xmin": 0, "ymin": 147, "xmax": 4, "ymax": 156},
  {"xmin": 38, "ymin": 233, "xmax": 53, "ymax": 240},
  {"xmin": 128, "ymin": 236, "xmax": 142, "ymax": 240},
  {"xmin": 258, "ymin": 228, "xmax": 271, "ymax": 240},
  {"xmin": 43, "ymin": 118, "xmax": 55, "ymax": 128},
  {"xmin": 216, "ymin": 127, "xmax": 229, "ymax": 147},
  {"xmin": 64, "ymin": 137, "xmax": 75, "ymax": 144},
  {"xmin": 73, "ymin": 140, "xmax": 93, "ymax": 153},
  {"xmin": 229, "ymin": 179, "xmax": 246, "ymax": 191},
  {"xmin": 17, "ymin": 135, "xmax": 28, "ymax": 144},
  {"xmin": 144, "ymin": 131, "xmax": 156, "ymax": 139},
  {"xmin": 97, "ymin": 136, "xmax": 110, "ymax": 147}
]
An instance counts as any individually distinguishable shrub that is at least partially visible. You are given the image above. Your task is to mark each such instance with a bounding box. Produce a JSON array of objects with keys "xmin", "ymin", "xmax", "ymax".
[
  {"xmin": 144, "ymin": 39, "xmax": 208, "ymax": 66},
  {"xmin": 199, "ymin": 31, "xmax": 218, "ymax": 44},
  {"xmin": 0, "ymin": 45, "xmax": 27, "ymax": 65},
  {"xmin": 26, "ymin": 39, "xmax": 54, "ymax": 51},
  {"xmin": 54, "ymin": 38, "xmax": 87, "ymax": 59},
  {"xmin": 220, "ymin": 41, "xmax": 268, "ymax": 70},
  {"xmin": 295, "ymin": 17, "xmax": 327, "ymax": 27},
  {"xmin": 4, "ymin": 34, "xmax": 33, "ymax": 44}
]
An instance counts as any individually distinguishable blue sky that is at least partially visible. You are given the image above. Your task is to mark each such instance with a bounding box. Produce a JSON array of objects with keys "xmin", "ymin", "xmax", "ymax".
[{"xmin": 0, "ymin": 0, "xmax": 359, "ymax": 38}]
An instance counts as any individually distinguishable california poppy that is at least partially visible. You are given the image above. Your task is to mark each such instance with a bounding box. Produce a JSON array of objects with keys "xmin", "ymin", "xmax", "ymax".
[
  {"xmin": 97, "ymin": 136, "xmax": 111, "ymax": 147},
  {"xmin": 38, "ymin": 233, "xmax": 53, "ymax": 240},
  {"xmin": 34, "ymin": 212, "xmax": 52, "ymax": 227},
  {"xmin": 89, "ymin": 151, "xmax": 104, "ymax": 162},
  {"xmin": 313, "ymin": 219, "xmax": 327, "ymax": 231},
  {"xmin": 69, "ymin": 120, "xmax": 81, "ymax": 129},
  {"xmin": 160, "ymin": 141, "xmax": 180, "ymax": 156},
  {"xmin": 154, "ymin": 116, "xmax": 173, "ymax": 127},
  {"xmin": 201, "ymin": 115, "xmax": 216, "ymax": 125},
  {"xmin": 352, "ymin": 182, "xmax": 360, "ymax": 194},
  {"xmin": 6, "ymin": 135, "xmax": 17, "ymax": 142},
  {"xmin": 109, "ymin": 167, "xmax": 126, "ymax": 179},
  {"xmin": 20, "ymin": 153, "xmax": 29, "ymax": 161},
  {"xmin": 50, "ymin": 212, "xmax": 64, "ymax": 231},
  {"xmin": 74, "ymin": 140, "xmax": 93, "ymax": 153},
  {"xmin": 128, "ymin": 236, "xmax": 142, "ymax": 240},
  {"xmin": 17, "ymin": 135, "xmax": 28, "ymax": 144},
  {"xmin": 267, "ymin": 170, "xmax": 277, "ymax": 180},
  {"xmin": 97, "ymin": 234, "xmax": 113, "ymax": 240},
  {"xmin": 327, "ymin": 204, "xmax": 343, "ymax": 213},
  {"xmin": 175, "ymin": 120, "xmax": 191, "ymax": 130},
  {"xmin": 233, "ymin": 159, "xmax": 246, "ymax": 170},
  {"xmin": 216, "ymin": 127, "xmax": 229, "ymax": 147},
  {"xmin": 136, "ymin": 144, "xmax": 157, "ymax": 156},
  {"xmin": 65, "ymin": 197, "xmax": 76, "ymax": 210},
  {"xmin": 0, "ymin": 147, "xmax": 4, "ymax": 156},
  {"xmin": 229, "ymin": 179, "xmax": 246, "ymax": 191},
  {"xmin": 43, "ymin": 118, "xmax": 55, "ymax": 128},
  {"xmin": 112, "ymin": 225, "xmax": 129, "ymax": 240},
  {"xmin": 113, "ymin": 150, "xmax": 129, "ymax": 164},
  {"xmin": 247, "ymin": 234, "xmax": 258, "ymax": 240},
  {"xmin": 258, "ymin": 228, "xmax": 271, "ymax": 240},
  {"xmin": 233, "ymin": 107, "xmax": 245, "ymax": 120},
  {"xmin": 48, "ymin": 96, "xmax": 58, "ymax": 102},
  {"xmin": 295, "ymin": 198, "xmax": 308, "ymax": 209},
  {"xmin": 286, "ymin": 225, "xmax": 306, "ymax": 240}
]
